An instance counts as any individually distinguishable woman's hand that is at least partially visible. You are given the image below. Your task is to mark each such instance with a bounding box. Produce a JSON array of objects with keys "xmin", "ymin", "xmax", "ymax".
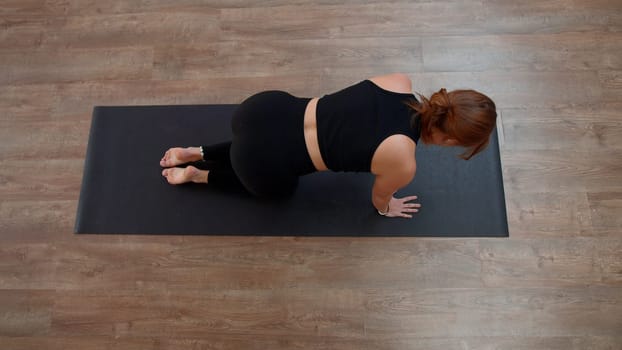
[{"xmin": 384, "ymin": 196, "xmax": 421, "ymax": 218}]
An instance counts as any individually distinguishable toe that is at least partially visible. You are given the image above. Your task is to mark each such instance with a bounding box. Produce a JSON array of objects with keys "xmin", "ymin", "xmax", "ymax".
[{"xmin": 160, "ymin": 149, "xmax": 182, "ymax": 167}]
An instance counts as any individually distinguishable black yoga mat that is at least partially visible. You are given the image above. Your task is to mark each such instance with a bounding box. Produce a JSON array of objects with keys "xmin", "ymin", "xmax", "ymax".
[{"xmin": 75, "ymin": 105, "xmax": 508, "ymax": 237}]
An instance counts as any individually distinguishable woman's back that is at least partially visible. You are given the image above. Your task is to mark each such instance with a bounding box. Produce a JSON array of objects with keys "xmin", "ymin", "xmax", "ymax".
[{"xmin": 315, "ymin": 79, "xmax": 420, "ymax": 172}]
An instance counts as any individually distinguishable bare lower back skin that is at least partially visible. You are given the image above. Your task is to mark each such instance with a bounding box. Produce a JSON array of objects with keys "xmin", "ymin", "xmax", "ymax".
[{"xmin": 303, "ymin": 97, "xmax": 329, "ymax": 171}]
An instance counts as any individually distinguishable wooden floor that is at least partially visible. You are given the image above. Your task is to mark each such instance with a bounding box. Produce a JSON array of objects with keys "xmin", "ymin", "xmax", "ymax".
[{"xmin": 1, "ymin": 1, "xmax": 622, "ymax": 349}]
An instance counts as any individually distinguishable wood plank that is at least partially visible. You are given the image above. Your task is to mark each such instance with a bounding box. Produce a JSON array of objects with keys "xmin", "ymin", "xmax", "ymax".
[
  {"xmin": 502, "ymin": 149, "xmax": 622, "ymax": 193},
  {"xmin": 588, "ymin": 192, "xmax": 622, "ymax": 237},
  {"xmin": 0, "ymin": 15, "xmax": 61, "ymax": 49},
  {"xmin": 0, "ymin": 48, "xmax": 153, "ymax": 85},
  {"xmin": 39, "ymin": 11, "xmax": 220, "ymax": 49},
  {"xmin": 479, "ymin": 238, "xmax": 621, "ymax": 288},
  {"xmin": 593, "ymin": 237, "xmax": 622, "ymax": 285},
  {"xmin": 0, "ymin": 336, "xmax": 150, "ymax": 350},
  {"xmin": 153, "ymin": 37, "xmax": 422, "ymax": 80},
  {"xmin": 0, "ymin": 84, "xmax": 58, "ymax": 121},
  {"xmin": 50, "ymin": 289, "xmax": 363, "ymax": 338},
  {"xmin": 0, "ymin": 0, "xmax": 47, "ymax": 15},
  {"xmin": 599, "ymin": 69, "xmax": 622, "ymax": 89},
  {"xmin": 222, "ymin": 3, "xmax": 483, "ymax": 39},
  {"xmin": 0, "ymin": 290, "xmax": 54, "ymax": 336},
  {"xmin": 505, "ymin": 191, "xmax": 593, "ymax": 238},
  {"xmin": 49, "ymin": 239, "xmax": 483, "ymax": 291},
  {"xmin": 1, "ymin": 334, "xmax": 621, "ymax": 350},
  {"xmin": 42, "ymin": 0, "xmax": 340, "ymax": 16},
  {"xmin": 0, "ymin": 119, "xmax": 89, "ymax": 160},
  {"xmin": 364, "ymin": 286, "xmax": 622, "ymax": 338},
  {"xmin": 48, "ymin": 286, "xmax": 622, "ymax": 338},
  {"xmin": 599, "ymin": 70, "xmax": 622, "ymax": 102},
  {"xmin": 0, "ymin": 201, "xmax": 77, "ymax": 243},
  {"xmin": 500, "ymin": 105, "xmax": 622, "ymax": 151},
  {"xmin": 0, "ymin": 159, "xmax": 84, "ymax": 200},
  {"xmin": 0, "ymin": 245, "xmax": 58, "ymax": 290},
  {"xmin": 220, "ymin": 1, "xmax": 622, "ymax": 40},
  {"xmin": 422, "ymin": 33, "xmax": 622, "ymax": 72}
]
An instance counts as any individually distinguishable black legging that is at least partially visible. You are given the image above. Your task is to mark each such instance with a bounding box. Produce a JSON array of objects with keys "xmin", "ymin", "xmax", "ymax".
[{"xmin": 203, "ymin": 91, "xmax": 316, "ymax": 197}]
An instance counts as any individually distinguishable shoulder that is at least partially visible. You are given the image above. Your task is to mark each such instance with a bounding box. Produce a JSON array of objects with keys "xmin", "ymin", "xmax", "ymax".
[
  {"xmin": 371, "ymin": 134, "xmax": 417, "ymax": 178},
  {"xmin": 369, "ymin": 73, "xmax": 413, "ymax": 94}
]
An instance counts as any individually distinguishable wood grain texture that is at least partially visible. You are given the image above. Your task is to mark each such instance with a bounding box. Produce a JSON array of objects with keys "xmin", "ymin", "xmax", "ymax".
[
  {"xmin": 45, "ymin": 239, "xmax": 482, "ymax": 291},
  {"xmin": 505, "ymin": 191, "xmax": 593, "ymax": 237},
  {"xmin": 1, "ymin": 0, "xmax": 621, "ymax": 348},
  {"xmin": 500, "ymin": 104, "xmax": 622, "ymax": 151},
  {"xmin": 3, "ymin": 335, "xmax": 622, "ymax": 350},
  {"xmin": 219, "ymin": 1, "xmax": 622, "ymax": 40},
  {"xmin": 588, "ymin": 192, "xmax": 622, "ymax": 237},
  {"xmin": 0, "ymin": 290, "xmax": 54, "ymax": 336},
  {"xmin": 38, "ymin": 11, "xmax": 221, "ymax": 49},
  {"xmin": 0, "ymin": 48, "xmax": 153, "ymax": 85},
  {"xmin": 422, "ymin": 33, "xmax": 622, "ymax": 72},
  {"xmin": 48, "ymin": 286, "xmax": 622, "ymax": 338},
  {"xmin": 502, "ymin": 149, "xmax": 622, "ymax": 193},
  {"xmin": 153, "ymin": 37, "xmax": 423, "ymax": 80},
  {"xmin": 0, "ymin": 119, "xmax": 89, "ymax": 160}
]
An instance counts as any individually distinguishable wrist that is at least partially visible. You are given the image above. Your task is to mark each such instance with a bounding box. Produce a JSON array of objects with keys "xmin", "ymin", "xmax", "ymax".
[{"xmin": 377, "ymin": 202, "xmax": 390, "ymax": 216}]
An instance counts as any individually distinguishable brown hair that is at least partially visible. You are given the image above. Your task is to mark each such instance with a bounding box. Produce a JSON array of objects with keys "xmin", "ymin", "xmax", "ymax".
[{"xmin": 407, "ymin": 88, "xmax": 497, "ymax": 160}]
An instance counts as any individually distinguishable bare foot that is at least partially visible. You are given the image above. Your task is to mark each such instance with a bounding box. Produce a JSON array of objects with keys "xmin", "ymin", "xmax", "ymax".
[
  {"xmin": 160, "ymin": 147, "xmax": 202, "ymax": 167},
  {"xmin": 161, "ymin": 166, "xmax": 208, "ymax": 185}
]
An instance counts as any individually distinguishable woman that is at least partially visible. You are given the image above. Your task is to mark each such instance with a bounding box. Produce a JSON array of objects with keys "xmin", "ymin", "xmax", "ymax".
[{"xmin": 160, "ymin": 73, "xmax": 497, "ymax": 218}]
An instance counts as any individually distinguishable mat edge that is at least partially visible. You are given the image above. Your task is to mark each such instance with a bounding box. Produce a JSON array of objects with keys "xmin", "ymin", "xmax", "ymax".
[{"xmin": 73, "ymin": 107, "xmax": 102, "ymax": 234}]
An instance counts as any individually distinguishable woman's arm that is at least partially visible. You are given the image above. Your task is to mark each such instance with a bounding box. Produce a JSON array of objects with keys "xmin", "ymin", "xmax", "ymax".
[
  {"xmin": 372, "ymin": 167, "xmax": 414, "ymax": 212},
  {"xmin": 372, "ymin": 171, "xmax": 421, "ymax": 219},
  {"xmin": 370, "ymin": 135, "xmax": 420, "ymax": 218}
]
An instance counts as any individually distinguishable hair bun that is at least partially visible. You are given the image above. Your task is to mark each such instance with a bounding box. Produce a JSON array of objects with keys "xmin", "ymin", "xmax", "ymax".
[{"xmin": 429, "ymin": 88, "xmax": 452, "ymax": 120}]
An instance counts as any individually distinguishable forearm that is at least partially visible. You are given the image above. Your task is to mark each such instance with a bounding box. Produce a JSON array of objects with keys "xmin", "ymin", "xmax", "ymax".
[
  {"xmin": 372, "ymin": 193, "xmax": 393, "ymax": 213},
  {"xmin": 370, "ymin": 164, "xmax": 415, "ymax": 216}
]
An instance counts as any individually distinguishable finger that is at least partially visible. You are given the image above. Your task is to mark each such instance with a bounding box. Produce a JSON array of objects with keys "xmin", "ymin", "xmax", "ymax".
[
  {"xmin": 405, "ymin": 203, "xmax": 421, "ymax": 208},
  {"xmin": 403, "ymin": 195, "xmax": 419, "ymax": 202},
  {"xmin": 404, "ymin": 208, "xmax": 419, "ymax": 213},
  {"xmin": 401, "ymin": 213, "xmax": 413, "ymax": 218}
]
